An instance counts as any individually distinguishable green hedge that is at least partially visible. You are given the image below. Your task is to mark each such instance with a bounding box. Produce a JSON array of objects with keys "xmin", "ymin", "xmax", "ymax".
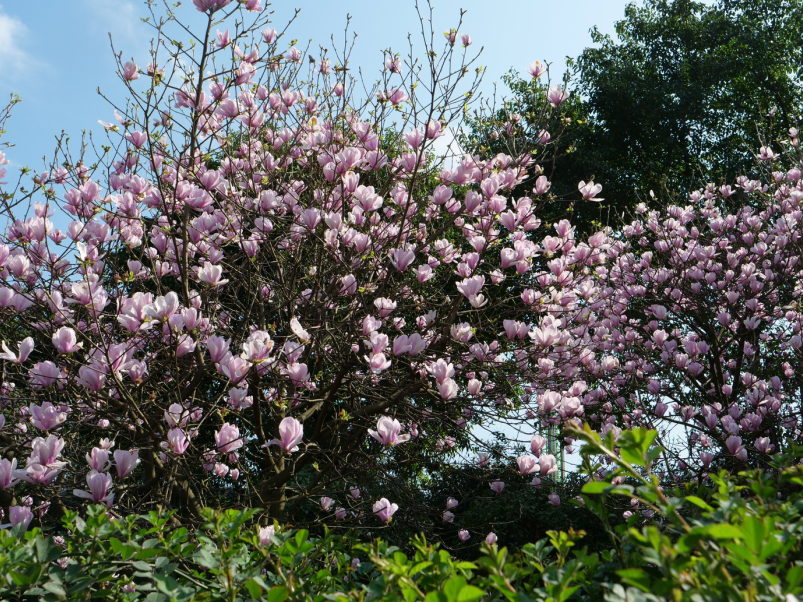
[{"xmin": 3, "ymin": 428, "xmax": 803, "ymax": 601}]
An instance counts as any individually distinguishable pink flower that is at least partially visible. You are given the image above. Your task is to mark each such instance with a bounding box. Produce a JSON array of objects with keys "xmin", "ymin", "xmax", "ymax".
[
  {"xmin": 207, "ymin": 336, "xmax": 231, "ymax": 363},
  {"xmin": 320, "ymin": 497, "xmax": 335, "ymax": 511},
  {"xmin": 548, "ymin": 493, "xmax": 561, "ymax": 506},
  {"xmin": 372, "ymin": 498, "xmax": 398, "ymax": 522},
  {"xmin": 446, "ymin": 497, "xmax": 458, "ymax": 509},
  {"xmin": 754, "ymin": 437, "xmax": 772, "ymax": 454},
  {"xmin": 74, "ymin": 470, "xmax": 114, "ymax": 506},
  {"xmin": 530, "ymin": 434, "xmax": 546, "ymax": 456},
  {"xmin": 438, "ymin": 379, "xmax": 459, "ymax": 400},
  {"xmin": 192, "ymin": 0, "xmax": 232, "ymax": 12},
  {"xmin": 490, "ymin": 480, "xmax": 505, "ymax": 494},
  {"xmin": 539, "ymin": 454, "xmax": 558, "ymax": 476},
  {"xmin": 198, "ymin": 263, "xmax": 229, "ymax": 287},
  {"xmin": 270, "ymin": 417, "xmax": 303, "ymax": 453},
  {"xmin": 215, "ymin": 422, "xmax": 243, "ymax": 453},
  {"xmin": 114, "ymin": 450, "xmax": 140, "ymax": 478},
  {"xmin": 368, "ymin": 416, "xmax": 410, "ymax": 446},
  {"xmin": 335, "ymin": 507, "xmax": 347, "ymax": 520},
  {"xmin": 0, "ymin": 458, "xmax": 20, "ymax": 489},
  {"xmin": 52, "ymin": 327, "xmax": 82, "ymax": 354},
  {"xmin": 258, "ymin": 525, "xmax": 275, "ymax": 546},
  {"xmin": 165, "ymin": 428, "xmax": 190, "ymax": 455},
  {"xmin": 8, "ymin": 506, "xmax": 33, "ymax": 530},
  {"xmin": 350, "ymin": 486, "xmax": 360, "ymax": 499},
  {"xmin": 546, "ymin": 85, "xmax": 568, "ymax": 107},
  {"xmin": 485, "ymin": 532, "xmax": 498, "ymax": 545},
  {"xmin": 122, "ymin": 61, "xmax": 139, "ymax": 81},
  {"xmin": 86, "ymin": 447, "xmax": 110, "ymax": 472},
  {"xmin": 443, "ymin": 511, "xmax": 455, "ymax": 522},
  {"xmin": 458, "ymin": 529, "xmax": 470, "ymax": 542},
  {"xmin": 578, "ymin": 180, "xmax": 603, "ymax": 202},
  {"xmin": 460, "ymin": 34, "xmax": 472, "ymax": 47},
  {"xmin": 259, "ymin": 525, "xmax": 276, "ymax": 546},
  {"xmin": 725, "ymin": 435, "xmax": 743, "ymax": 455},
  {"xmin": 517, "ymin": 454, "xmax": 538, "ymax": 475},
  {"xmin": 527, "ymin": 60, "xmax": 546, "ymax": 78},
  {"xmin": 387, "ymin": 88, "xmax": 409, "ymax": 106},
  {"xmin": 29, "ymin": 402, "xmax": 66, "ymax": 431},
  {"xmin": 389, "ymin": 248, "xmax": 415, "ymax": 271},
  {"xmin": 0, "ymin": 337, "xmax": 34, "ymax": 364}
]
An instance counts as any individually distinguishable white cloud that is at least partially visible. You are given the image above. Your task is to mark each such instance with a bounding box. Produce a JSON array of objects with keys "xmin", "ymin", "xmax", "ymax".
[{"xmin": 0, "ymin": 7, "xmax": 38, "ymax": 80}]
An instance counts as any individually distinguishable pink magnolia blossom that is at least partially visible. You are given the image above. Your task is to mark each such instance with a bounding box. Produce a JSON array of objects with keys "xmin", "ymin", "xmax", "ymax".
[
  {"xmin": 539, "ymin": 454, "xmax": 558, "ymax": 476},
  {"xmin": 517, "ymin": 454, "xmax": 538, "ymax": 475},
  {"xmin": 215, "ymin": 423, "xmax": 243, "ymax": 454},
  {"xmin": 527, "ymin": 60, "xmax": 546, "ymax": 78},
  {"xmin": 490, "ymin": 480, "xmax": 505, "ymax": 494},
  {"xmin": 372, "ymin": 498, "xmax": 398, "ymax": 522},
  {"xmin": 52, "ymin": 327, "xmax": 82, "ymax": 354},
  {"xmin": 368, "ymin": 416, "xmax": 410, "ymax": 446},
  {"xmin": 485, "ymin": 532, "xmax": 498, "ymax": 545},
  {"xmin": 122, "ymin": 61, "xmax": 139, "ymax": 81},
  {"xmin": 578, "ymin": 180, "xmax": 603, "ymax": 202},
  {"xmin": 458, "ymin": 529, "xmax": 470, "ymax": 542},
  {"xmin": 74, "ymin": 470, "xmax": 114, "ymax": 506},
  {"xmin": 0, "ymin": 458, "xmax": 20, "ymax": 489},
  {"xmin": 530, "ymin": 434, "xmax": 546, "ymax": 456},
  {"xmin": 270, "ymin": 417, "xmax": 303, "ymax": 452},
  {"xmin": 29, "ymin": 402, "xmax": 66, "ymax": 431},
  {"xmin": 86, "ymin": 447, "xmax": 110, "ymax": 472},
  {"xmin": 164, "ymin": 428, "xmax": 190, "ymax": 455},
  {"xmin": 192, "ymin": 0, "xmax": 232, "ymax": 12},
  {"xmin": 548, "ymin": 493, "xmax": 561, "ymax": 506},
  {"xmin": 258, "ymin": 525, "xmax": 275, "ymax": 546},
  {"xmin": 546, "ymin": 85, "xmax": 568, "ymax": 106},
  {"xmin": 8, "ymin": 506, "xmax": 33, "ymax": 530},
  {"xmin": 0, "ymin": 337, "xmax": 34, "ymax": 364},
  {"xmin": 114, "ymin": 450, "xmax": 140, "ymax": 478},
  {"xmin": 198, "ymin": 263, "xmax": 229, "ymax": 287}
]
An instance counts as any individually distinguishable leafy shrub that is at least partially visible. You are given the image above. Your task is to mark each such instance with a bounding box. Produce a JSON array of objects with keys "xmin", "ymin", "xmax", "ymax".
[{"xmin": 3, "ymin": 427, "xmax": 803, "ymax": 601}]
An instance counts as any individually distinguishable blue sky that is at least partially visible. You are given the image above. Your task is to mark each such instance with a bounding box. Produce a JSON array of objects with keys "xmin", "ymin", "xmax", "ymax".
[{"xmin": 0, "ymin": 0, "xmax": 635, "ymax": 177}]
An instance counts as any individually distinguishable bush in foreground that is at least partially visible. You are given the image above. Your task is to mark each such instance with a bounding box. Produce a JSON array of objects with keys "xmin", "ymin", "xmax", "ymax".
[{"xmin": 2, "ymin": 428, "xmax": 803, "ymax": 601}]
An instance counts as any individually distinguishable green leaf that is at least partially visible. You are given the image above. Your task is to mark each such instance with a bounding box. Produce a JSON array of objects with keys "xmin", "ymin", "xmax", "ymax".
[
  {"xmin": 154, "ymin": 573, "xmax": 179, "ymax": 594},
  {"xmin": 456, "ymin": 585, "xmax": 486, "ymax": 602},
  {"xmin": 684, "ymin": 496, "xmax": 713, "ymax": 512},
  {"xmin": 618, "ymin": 429, "xmax": 659, "ymax": 467},
  {"xmin": 268, "ymin": 585, "xmax": 289, "ymax": 602},
  {"xmin": 35, "ymin": 538, "xmax": 63, "ymax": 564},
  {"xmin": 443, "ymin": 576, "xmax": 466, "ymax": 602},
  {"xmin": 245, "ymin": 578, "xmax": 263, "ymax": 599},
  {"xmin": 701, "ymin": 524, "xmax": 743, "ymax": 540},
  {"xmin": 132, "ymin": 561, "xmax": 152, "ymax": 572},
  {"xmin": 741, "ymin": 517, "xmax": 765, "ymax": 554},
  {"xmin": 42, "ymin": 582, "xmax": 67, "ymax": 597},
  {"xmin": 617, "ymin": 568, "xmax": 651, "ymax": 592}
]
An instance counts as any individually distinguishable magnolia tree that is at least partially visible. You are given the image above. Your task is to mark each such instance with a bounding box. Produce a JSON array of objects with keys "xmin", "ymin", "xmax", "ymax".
[
  {"xmin": 1, "ymin": 0, "xmax": 800, "ymax": 541},
  {"xmin": 0, "ymin": 0, "xmax": 586, "ymax": 533},
  {"xmin": 563, "ymin": 148, "xmax": 803, "ymax": 478}
]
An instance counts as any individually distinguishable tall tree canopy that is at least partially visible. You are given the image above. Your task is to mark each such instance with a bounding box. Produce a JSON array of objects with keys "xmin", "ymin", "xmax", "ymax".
[{"xmin": 463, "ymin": 0, "xmax": 803, "ymax": 232}]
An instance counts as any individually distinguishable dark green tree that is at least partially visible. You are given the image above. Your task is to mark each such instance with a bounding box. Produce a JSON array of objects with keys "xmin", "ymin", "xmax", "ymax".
[{"xmin": 463, "ymin": 0, "xmax": 803, "ymax": 233}]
